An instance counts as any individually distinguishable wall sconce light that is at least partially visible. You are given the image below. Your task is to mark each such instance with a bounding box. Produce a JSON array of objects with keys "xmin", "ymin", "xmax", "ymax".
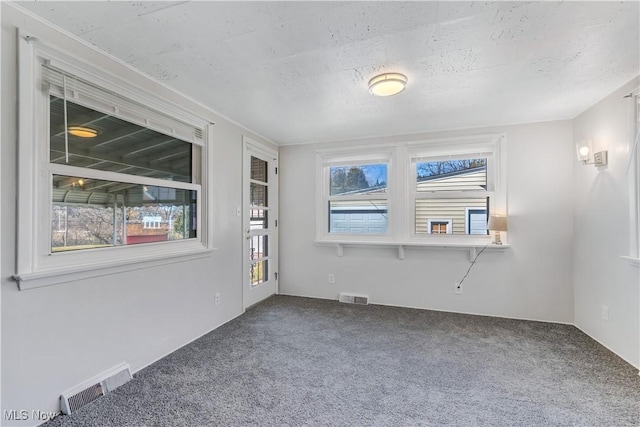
[
  {"xmin": 488, "ymin": 215, "xmax": 507, "ymax": 245},
  {"xmin": 575, "ymin": 140, "xmax": 607, "ymax": 167}
]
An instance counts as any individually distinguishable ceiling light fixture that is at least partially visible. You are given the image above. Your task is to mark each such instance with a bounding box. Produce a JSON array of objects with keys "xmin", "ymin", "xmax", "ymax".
[
  {"xmin": 368, "ymin": 73, "xmax": 408, "ymax": 97},
  {"xmin": 67, "ymin": 126, "xmax": 98, "ymax": 138}
]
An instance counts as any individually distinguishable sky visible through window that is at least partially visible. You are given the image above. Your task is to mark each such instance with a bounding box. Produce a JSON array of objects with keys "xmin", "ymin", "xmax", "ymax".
[
  {"xmin": 416, "ymin": 159, "xmax": 486, "ymax": 178},
  {"xmin": 330, "ymin": 164, "xmax": 387, "ymax": 196}
]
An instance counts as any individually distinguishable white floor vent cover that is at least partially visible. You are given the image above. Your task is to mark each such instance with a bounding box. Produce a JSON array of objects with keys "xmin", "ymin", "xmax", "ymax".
[
  {"xmin": 339, "ymin": 293, "xmax": 369, "ymax": 305},
  {"xmin": 61, "ymin": 363, "xmax": 132, "ymax": 415}
]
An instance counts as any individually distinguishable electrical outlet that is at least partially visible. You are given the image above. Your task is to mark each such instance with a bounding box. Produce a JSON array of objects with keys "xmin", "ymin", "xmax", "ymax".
[
  {"xmin": 455, "ymin": 282, "xmax": 463, "ymax": 295},
  {"xmin": 602, "ymin": 305, "xmax": 608, "ymax": 321},
  {"xmin": 328, "ymin": 274, "xmax": 335, "ymax": 284},
  {"xmin": 214, "ymin": 293, "xmax": 221, "ymax": 306}
]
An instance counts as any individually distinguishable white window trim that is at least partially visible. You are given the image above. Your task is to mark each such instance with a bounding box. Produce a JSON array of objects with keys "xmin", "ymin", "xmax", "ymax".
[
  {"xmin": 315, "ymin": 134, "xmax": 507, "ymax": 248},
  {"xmin": 15, "ymin": 32, "xmax": 214, "ymax": 290},
  {"xmin": 316, "ymin": 145, "xmax": 394, "ymax": 242},
  {"xmin": 427, "ymin": 219, "xmax": 453, "ymax": 234},
  {"xmin": 407, "ymin": 134, "xmax": 505, "ymax": 245},
  {"xmin": 624, "ymin": 92, "xmax": 640, "ymax": 267}
]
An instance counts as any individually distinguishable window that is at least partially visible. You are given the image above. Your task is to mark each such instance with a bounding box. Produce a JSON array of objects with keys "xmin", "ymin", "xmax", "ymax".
[
  {"xmin": 629, "ymin": 94, "xmax": 640, "ymax": 260},
  {"xmin": 428, "ymin": 219, "xmax": 452, "ymax": 235},
  {"xmin": 317, "ymin": 149, "xmax": 392, "ymax": 240},
  {"xmin": 249, "ymin": 155, "xmax": 270, "ymax": 287},
  {"xmin": 16, "ymin": 35, "xmax": 211, "ymax": 288},
  {"xmin": 316, "ymin": 135, "xmax": 506, "ymax": 244},
  {"xmin": 142, "ymin": 217, "xmax": 162, "ymax": 230},
  {"xmin": 411, "ymin": 156, "xmax": 491, "ymax": 236}
]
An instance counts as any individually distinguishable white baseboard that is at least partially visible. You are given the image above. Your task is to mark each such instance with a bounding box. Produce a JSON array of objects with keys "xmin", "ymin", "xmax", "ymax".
[{"xmin": 573, "ymin": 324, "xmax": 639, "ymax": 371}]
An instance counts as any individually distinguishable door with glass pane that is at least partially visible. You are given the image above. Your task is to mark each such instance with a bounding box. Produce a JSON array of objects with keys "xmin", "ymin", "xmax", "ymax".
[{"xmin": 243, "ymin": 141, "xmax": 278, "ymax": 309}]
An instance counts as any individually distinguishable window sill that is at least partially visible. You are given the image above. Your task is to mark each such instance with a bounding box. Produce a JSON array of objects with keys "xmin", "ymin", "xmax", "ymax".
[
  {"xmin": 315, "ymin": 240, "xmax": 510, "ymax": 261},
  {"xmin": 621, "ymin": 256, "xmax": 640, "ymax": 267},
  {"xmin": 13, "ymin": 248, "xmax": 216, "ymax": 291}
]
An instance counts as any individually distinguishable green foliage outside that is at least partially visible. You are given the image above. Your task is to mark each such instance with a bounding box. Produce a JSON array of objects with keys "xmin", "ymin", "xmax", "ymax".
[{"xmin": 331, "ymin": 166, "xmax": 373, "ymax": 195}]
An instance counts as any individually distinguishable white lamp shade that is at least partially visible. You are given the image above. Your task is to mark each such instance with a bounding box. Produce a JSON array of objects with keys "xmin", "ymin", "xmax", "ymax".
[
  {"xmin": 488, "ymin": 215, "xmax": 507, "ymax": 232},
  {"xmin": 575, "ymin": 140, "xmax": 592, "ymax": 162}
]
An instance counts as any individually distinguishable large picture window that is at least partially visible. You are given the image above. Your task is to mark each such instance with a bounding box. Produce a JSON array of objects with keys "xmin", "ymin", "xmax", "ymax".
[
  {"xmin": 48, "ymin": 95, "xmax": 198, "ymax": 252},
  {"xmin": 16, "ymin": 36, "xmax": 211, "ymax": 289}
]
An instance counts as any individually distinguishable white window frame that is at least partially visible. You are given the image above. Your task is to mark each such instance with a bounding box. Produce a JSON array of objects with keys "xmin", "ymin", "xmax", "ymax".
[
  {"xmin": 15, "ymin": 33, "xmax": 213, "ymax": 290},
  {"xmin": 143, "ymin": 217, "xmax": 162, "ymax": 229},
  {"xmin": 315, "ymin": 134, "xmax": 506, "ymax": 246},
  {"xmin": 316, "ymin": 146, "xmax": 394, "ymax": 242},
  {"xmin": 407, "ymin": 134, "xmax": 505, "ymax": 244},
  {"xmin": 627, "ymin": 94, "xmax": 640, "ymax": 263},
  {"xmin": 427, "ymin": 219, "xmax": 453, "ymax": 235}
]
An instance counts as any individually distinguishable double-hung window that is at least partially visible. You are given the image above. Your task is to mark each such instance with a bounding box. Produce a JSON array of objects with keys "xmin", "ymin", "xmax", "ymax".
[
  {"xmin": 409, "ymin": 136, "xmax": 504, "ymax": 241},
  {"xmin": 316, "ymin": 135, "xmax": 506, "ymax": 245},
  {"xmin": 16, "ymin": 35, "xmax": 211, "ymax": 289},
  {"xmin": 317, "ymin": 149, "xmax": 392, "ymax": 240}
]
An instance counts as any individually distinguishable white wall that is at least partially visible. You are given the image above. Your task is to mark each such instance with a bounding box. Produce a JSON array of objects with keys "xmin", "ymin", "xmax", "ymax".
[
  {"xmin": 1, "ymin": 5, "xmax": 276, "ymax": 426},
  {"xmin": 573, "ymin": 76, "xmax": 640, "ymax": 368},
  {"xmin": 2, "ymin": 5, "xmax": 638, "ymax": 426},
  {"xmin": 280, "ymin": 120, "xmax": 575, "ymax": 323}
]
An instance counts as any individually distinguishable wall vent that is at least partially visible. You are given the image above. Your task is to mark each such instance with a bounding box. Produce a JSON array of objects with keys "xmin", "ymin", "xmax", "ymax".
[
  {"xmin": 60, "ymin": 363, "xmax": 132, "ymax": 415},
  {"xmin": 339, "ymin": 292, "xmax": 369, "ymax": 305},
  {"xmin": 63, "ymin": 383, "xmax": 104, "ymax": 415}
]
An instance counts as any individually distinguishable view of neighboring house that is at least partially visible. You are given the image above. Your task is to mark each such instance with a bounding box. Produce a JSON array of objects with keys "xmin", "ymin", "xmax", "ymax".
[
  {"xmin": 416, "ymin": 166, "xmax": 488, "ymax": 235},
  {"xmin": 125, "ymin": 216, "xmax": 169, "ymax": 245},
  {"xmin": 329, "ymin": 163, "xmax": 489, "ymax": 235}
]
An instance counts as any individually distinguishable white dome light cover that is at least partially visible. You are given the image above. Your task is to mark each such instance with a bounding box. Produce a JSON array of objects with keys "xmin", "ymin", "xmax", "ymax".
[{"xmin": 368, "ymin": 73, "xmax": 408, "ymax": 97}]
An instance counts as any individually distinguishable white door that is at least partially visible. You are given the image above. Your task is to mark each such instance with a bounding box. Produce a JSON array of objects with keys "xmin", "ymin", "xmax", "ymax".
[{"xmin": 243, "ymin": 140, "xmax": 278, "ymax": 309}]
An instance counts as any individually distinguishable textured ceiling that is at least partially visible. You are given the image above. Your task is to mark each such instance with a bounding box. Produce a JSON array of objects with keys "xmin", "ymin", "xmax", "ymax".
[{"xmin": 16, "ymin": 1, "xmax": 640, "ymax": 145}]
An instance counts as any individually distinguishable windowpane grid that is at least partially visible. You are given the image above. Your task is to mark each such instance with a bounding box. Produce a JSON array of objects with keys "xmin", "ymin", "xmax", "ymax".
[
  {"xmin": 250, "ymin": 156, "xmax": 268, "ymax": 183},
  {"xmin": 250, "ymin": 260, "xmax": 268, "ymax": 288},
  {"xmin": 250, "ymin": 183, "xmax": 268, "ymax": 207}
]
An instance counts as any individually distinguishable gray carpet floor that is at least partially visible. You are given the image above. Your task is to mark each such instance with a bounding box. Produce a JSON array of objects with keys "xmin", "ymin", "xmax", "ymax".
[{"xmin": 44, "ymin": 295, "xmax": 639, "ymax": 426}]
